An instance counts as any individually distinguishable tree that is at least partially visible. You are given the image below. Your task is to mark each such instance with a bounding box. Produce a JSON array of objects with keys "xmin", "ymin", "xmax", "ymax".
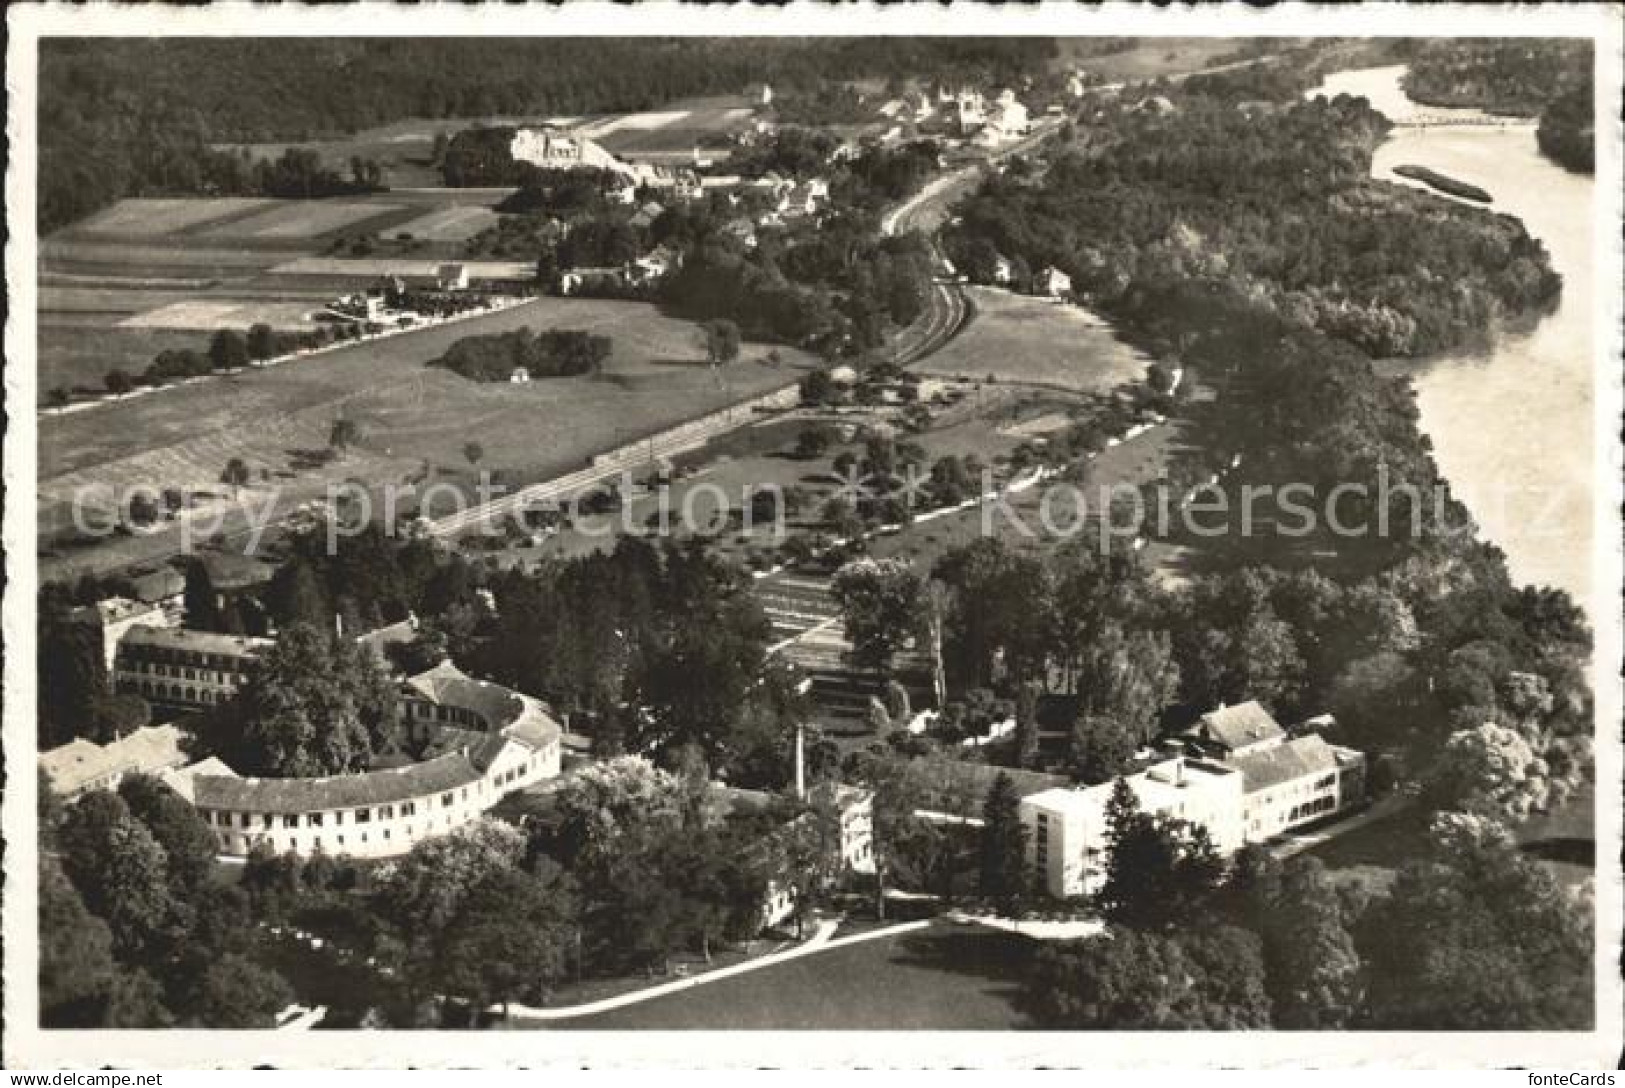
[
  {"xmin": 831, "ymin": 557, "xmax": 922, "ymax": 671},
  {"xmin": 1072, "ymin": 623, "xmax": 1179, "ymax": 745},
  {"xmin": 1068, "ymin": 713, "xmax": 1139, "ymax": 785},
  {"xmin": 329, "ymin": 416, "xmax": 362, "ymax": 452},
  {"xmin": 190, "ymin": 954, "xmax": 295, "ymax": 1028},
  {"xmin": 799, "ymin": 368, "xmax": 836, "ymax": 405},
  {"xmin": 701, "ymin": 318, "xmax": 741, "ymax": 366},
  {"xmin": 548, "ymin": 755, "xmax": 687, "ymax": 868},
  {"xmin": 1025, "ymin": 924, "xmax": 1270, "ymax": 1029},
  {"xmin": 265, "ymin": 557, "xmax": 330, "ymax": 631},
  {"xmin": 1357, "ymin": 823, "xmax": 1592, "ymax": 1029},
  {"xmin": 794, "ymin": 425, "xmax": 835, "ymax": 460},
  {"xmin": 182, "ymin": 558, "xmax": 222, "ymax": 631},
  {"xmin": 208, "ymin": 328, "xmax": 249, "ymax": 371},
  {"xmin": 118, "ymin": 774, "xmax": 218, "ymax": 897},
  {"xmin": 246, "ymin": 322, "xmax": 277, "ymax": 362},
  {"xmin": 1012, "ymin": 681, "xmax": 1040, "ymax": 769},
  {"xmin": 39, "ymin": 857, "xmax": 118, "ymax": 1028},
  {"xmin": 38, "ymin": 616, "xmax": 111, "ymax": 748},
  {"xmin": 221, "ymin": 457, "xmax": 252, "ymax": 493},
  {"xmin": 104, "ymin": 369, "xmax": 135, "ymax": 395},
  {"xmin": 217, "ymin": 622, "xmax": 398, "ymax": 777},
  {"xmin": 1426, "ymin": 721, "xmax": 1550, "ymax": 821},
  {"xmin": 437, "ymin": 868, "xmax": 577, "ymax": 1020},
  {"xmin": 463, "ymin": 440, "xmax": 485, "ymax": 469},
  {"xmin": 57, "ymin": 792, "xmax": 173, "ymax": 959},
  {"xmin": 1096, "ymin": 778, "xmax": 1225, "ymax": 931},
  {"xmin": 977, "ymin": 772, "xmax": 1028, "ymax": 908}
]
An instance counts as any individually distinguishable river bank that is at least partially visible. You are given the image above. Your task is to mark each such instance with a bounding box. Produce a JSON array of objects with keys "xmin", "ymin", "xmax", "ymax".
[{"xmin": 1310, "ymin": 66, "xmax": 1594, "ymax": 606}]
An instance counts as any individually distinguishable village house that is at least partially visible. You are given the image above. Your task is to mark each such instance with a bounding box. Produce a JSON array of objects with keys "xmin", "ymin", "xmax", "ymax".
[{"xmin": 1035, "ymin": 265, "xmax": 1072, "ymax": 298}]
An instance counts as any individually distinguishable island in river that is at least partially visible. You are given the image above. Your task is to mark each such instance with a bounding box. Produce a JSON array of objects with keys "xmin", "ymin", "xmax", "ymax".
[{"xmin": 1393, "ymin": 164, "xmax": 1492, "ymax": 203}]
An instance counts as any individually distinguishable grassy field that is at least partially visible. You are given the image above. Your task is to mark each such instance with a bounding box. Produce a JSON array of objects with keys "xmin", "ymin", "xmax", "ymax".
[
  {"xmin": 917, "ymin": 288, "xmax": 1152, "ymax": 395},
  {"xmin": 39, "ymin": 326, "xmax": 213, "ymax": 396},
  {"xmin": 1055, "ymin": 38, "xmax": 1263, "ymax": 82},
  {"xmin": 39, "ymin": 297, "xmax": 815, "ymax": 549},
  {"xmin": 543, "ymin": 921, "xmax": 1035, "ymax": 1030}
]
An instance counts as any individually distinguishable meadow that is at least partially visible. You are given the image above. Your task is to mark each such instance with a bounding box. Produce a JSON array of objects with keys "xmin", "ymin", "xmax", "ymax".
[
  {"xmin": 39, "ymin": 296, "xmax": 816, "ymax": 552},
  {"xmin": 916, "ymin": 287, "xmax": 1153, "ymax": 395}
]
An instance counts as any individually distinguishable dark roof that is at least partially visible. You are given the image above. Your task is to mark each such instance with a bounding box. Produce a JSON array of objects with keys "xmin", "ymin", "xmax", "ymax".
[
  {"xmin": 1191, "ymin": 701, "xmax": 1285, "ymax": 752},
  {"xmin": 905, "ymin": 758, "xmax": 1068, "ymax": 817},
  {"xmin": 191, "ymin": 752, "xmax": 484, "ymax": 814},
  {"xmin": 128, "ymin": 568, "xmax": 186, "ymax": 603},
  {"xmin": 1228, "ymin": 735, "xmax": 1340, "ymax": 794},
  {"xmin": 120, "ymin": 625, "xmax": 273, "ymax": 656}
]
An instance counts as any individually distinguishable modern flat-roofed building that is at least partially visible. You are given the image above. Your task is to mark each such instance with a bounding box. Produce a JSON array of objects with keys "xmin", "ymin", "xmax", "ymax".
[
  {"xmin": 1021, "ymin": 702, "xmax": 1366, "ymax": 899},
  {"xmin": 1021, "ymin": 755, "xmax": 1245, "ymax": 899}
]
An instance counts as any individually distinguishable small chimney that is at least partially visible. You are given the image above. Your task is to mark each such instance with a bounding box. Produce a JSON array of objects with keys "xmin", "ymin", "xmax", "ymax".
[{"xmin": 794, "ymin": 722, "xmax": 806, "ymax": 801}]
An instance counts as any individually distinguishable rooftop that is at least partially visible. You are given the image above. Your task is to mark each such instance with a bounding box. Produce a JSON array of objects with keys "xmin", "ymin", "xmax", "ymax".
[
  {"xmin": 1189, "ymin": 700, "xmax": 1286, "ymax": 753},
  {"xmin": 1227, "ymin": 734, "xmax": 1342, "ymax": 794},
  {"xmin": 191, "ymin": 751, "xmax": 486, "ymax": 815},
  {"xmin": 72, "ymin": 596, "xmax": 164, "ymax": 626},
  {"xmin": 119, "ymin": 625, "xmax": 273, "ymax": 656},
  {"xmin": 40, "ymin": 724, "xmax": 189, "ymax": 796}
]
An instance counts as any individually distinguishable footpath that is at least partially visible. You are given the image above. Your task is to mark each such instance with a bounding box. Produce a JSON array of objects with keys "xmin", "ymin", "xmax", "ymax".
[{"xmin": 496, "ymin": 918, "xmax": 931, "ymax": 1022}]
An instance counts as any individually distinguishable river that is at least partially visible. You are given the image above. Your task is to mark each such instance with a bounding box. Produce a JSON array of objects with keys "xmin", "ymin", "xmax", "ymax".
[{"xmin": 1308, "ymin": 66, "xmax": 1594, "ymax": 608}]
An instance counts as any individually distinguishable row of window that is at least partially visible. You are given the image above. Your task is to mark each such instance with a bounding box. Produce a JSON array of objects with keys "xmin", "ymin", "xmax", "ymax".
[
  {"xmin": 200, "ymin": 761, "xmax": 536, "ymax": 832},
  {"xmin": 121, "ymin": 661, "xmax": 245, "ymax": 685}
]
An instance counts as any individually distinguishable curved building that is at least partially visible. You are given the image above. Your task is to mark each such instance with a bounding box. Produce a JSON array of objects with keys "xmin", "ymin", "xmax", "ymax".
[{"xmin": 167, "ymin": 661, "xmax": 562, "ymax": 859}]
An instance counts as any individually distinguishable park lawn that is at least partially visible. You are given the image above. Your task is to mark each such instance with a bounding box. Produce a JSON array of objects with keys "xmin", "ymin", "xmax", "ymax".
[
  {"xmin": 917, "ymin": 288, "xmax": 1152, "ymax": 396},
  {"xmin": 541, "ymin": 921, "xmax": 1036, "ymax": 1030},
  {"xmin": 38, "ymin": 297, "xmax": 815, "ymax": 540}
]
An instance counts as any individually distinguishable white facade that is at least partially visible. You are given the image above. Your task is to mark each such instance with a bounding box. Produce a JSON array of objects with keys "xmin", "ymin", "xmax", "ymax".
[
  {"xmin": 1021, "ymin": 757, "xmax": 1245, "ymax": 899},
  {"xmin": 174, "ymin": 661, "xmax": 564, "ymax": 860}
]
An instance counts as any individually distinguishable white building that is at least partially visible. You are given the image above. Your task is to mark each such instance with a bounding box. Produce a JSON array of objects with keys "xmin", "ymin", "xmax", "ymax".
[
  {"xmin": 174, "ymin": 661, "xmax": 563, "ymax": 860},
  {"xmin": 72, "ymin": 596, "xmax": 172, "ymax": 670},
  {"xmin": 41, "ymin": 724, "xmax": 190, "ymax": 802},
  {"xmin": 1035, "ymin": 266, "xmax": 1072, "ymax": 298},
  {"xmin": 114, "ymin": 626, "xmax": 274, "ymax": 711},
  {"xmin": 1022, "ymin": 756, "xmax": 1245, "ymax": 899},
  {"xmin": 983, "ymin": 91, "xmax": 1030, "ymax": 141},
  {"xmin": 1020, "ymin": 702, "xmax": 1366, "ymax": 899}
]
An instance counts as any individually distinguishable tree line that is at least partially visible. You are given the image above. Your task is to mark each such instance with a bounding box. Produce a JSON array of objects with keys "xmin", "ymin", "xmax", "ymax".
[
  {"xmin": 430, "ymin": 327, "xmax": 614, "ymax": 382},
  {"xmin": 39, "ymin": 38, "xmax": 1056, "ymax": 233}
]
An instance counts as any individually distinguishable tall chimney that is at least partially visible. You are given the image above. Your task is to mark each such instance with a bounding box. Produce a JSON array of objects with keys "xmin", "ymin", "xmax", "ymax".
[
  {"xmin": 794, "ymin": 722, "xmax": 806, "ymax": 801},
  {"xmin": 335, "ymin": 611, "xmax": 344, "ymax": 640}
]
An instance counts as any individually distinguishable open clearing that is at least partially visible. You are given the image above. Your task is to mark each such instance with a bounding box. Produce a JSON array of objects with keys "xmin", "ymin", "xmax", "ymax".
[
  {"xmin": 388, "ymin": 204, "xmax": 500, "ymax": 241},
  {"xmin": 916, "ymin": 287, "xmax": 1151, "ymax": 394},
  {"xmin": 202, "ymin": 200, "xmax": 408, "ymax": 240},
  {"xmin": 39, "ymin": 327, "xmax": 212, "ymax": 398},
  {"xmin": 1056, "ymin": 38, "xmax": 1259, "ymax": 81},
  {"xmin": 116, "ymin": 299, "xmax": 322, "ymax": 331},
  {"xmin": 40, "ymin": 297, "xmax": 816, "ymax": 548},
  {"xmin": 543, "ymin": 921, "xmax": 1034, "ymax": 1030}
]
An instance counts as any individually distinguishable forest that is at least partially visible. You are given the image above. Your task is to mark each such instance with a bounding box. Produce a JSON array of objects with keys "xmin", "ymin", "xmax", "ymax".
[
  {"xmin": 1403, "ymin": 39, "xmax": 1595, "ymax": 174},
  {"xmin": 38, "ymin": 37, "xmax": 1056, "ymax": 232},
  {"xmin": 942, "ymin": 91, "xmax": 1561, "ymax": 359}
]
